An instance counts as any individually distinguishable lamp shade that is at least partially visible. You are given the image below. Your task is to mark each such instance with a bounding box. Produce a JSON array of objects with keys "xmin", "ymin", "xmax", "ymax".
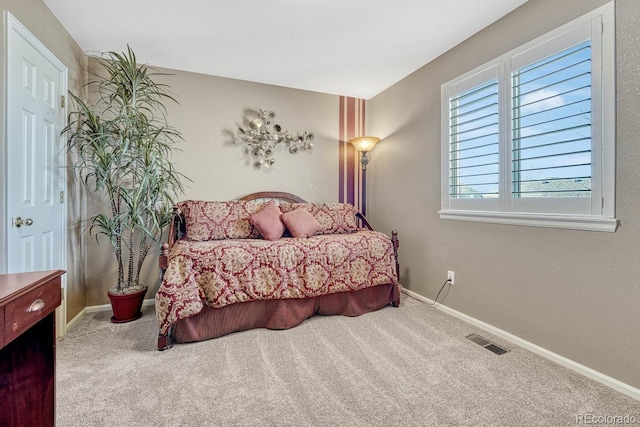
[{"xmin": 349, "ymin": 136, "xmax": 380, "ymax": 152}]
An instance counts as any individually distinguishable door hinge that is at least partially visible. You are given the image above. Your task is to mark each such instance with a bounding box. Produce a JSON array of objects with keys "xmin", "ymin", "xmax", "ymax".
[
  {"xmin": 60, "ymin": 95, "xmax": 65, "ymax": 109},
  {"xmin": 60, "ymin": 191, "xmax": 64, "ymax": 204}
]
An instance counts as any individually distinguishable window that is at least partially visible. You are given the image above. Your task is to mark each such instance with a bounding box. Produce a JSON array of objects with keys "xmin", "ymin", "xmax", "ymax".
[{"xmin": 440, "ymin": 4, "xmax": 616, "ymax": 232}]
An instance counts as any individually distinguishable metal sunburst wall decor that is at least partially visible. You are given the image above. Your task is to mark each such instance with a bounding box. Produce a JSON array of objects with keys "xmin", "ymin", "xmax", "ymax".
[{"xmin": 237, "ymin": 109, "xmax": 314, "ymax": 168}]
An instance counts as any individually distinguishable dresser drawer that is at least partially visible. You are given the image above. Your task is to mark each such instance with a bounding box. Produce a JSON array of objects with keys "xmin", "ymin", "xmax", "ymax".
[
  {"xmin": 4, "ymin": 276, "xmax": 61, "ymax": 346},
  {"xmin": 0, "ymin": 306, "xmax": 3, "ymax": 348}
]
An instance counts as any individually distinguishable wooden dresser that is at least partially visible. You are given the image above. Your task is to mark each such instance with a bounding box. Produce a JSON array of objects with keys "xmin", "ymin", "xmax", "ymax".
[{"xmin": 0, "ymin": 269, "xmax": 65, "ymax": 427}]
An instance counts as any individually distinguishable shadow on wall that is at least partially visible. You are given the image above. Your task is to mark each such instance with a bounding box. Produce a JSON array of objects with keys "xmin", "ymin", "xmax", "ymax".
[{"xmin": 401, "ymin": 267, "xmax": 411, "ymax": 288}]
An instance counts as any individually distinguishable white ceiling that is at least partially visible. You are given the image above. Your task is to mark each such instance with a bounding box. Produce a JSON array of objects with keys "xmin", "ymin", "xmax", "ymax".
[{"xmin": 42, "ymin": 0, "xmax": 528, "ymax": 100}]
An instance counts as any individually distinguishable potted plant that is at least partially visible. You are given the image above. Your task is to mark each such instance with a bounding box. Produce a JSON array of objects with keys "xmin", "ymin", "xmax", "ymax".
[{"xmin": 65, "ymin": 46, "xmax": 185, "ymax": 323}]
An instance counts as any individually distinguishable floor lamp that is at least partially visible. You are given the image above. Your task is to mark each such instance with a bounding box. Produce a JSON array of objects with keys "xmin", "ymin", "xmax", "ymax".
[{"xmin": 349, "ymin": 136, "xmax": 380, "ymax": 217}]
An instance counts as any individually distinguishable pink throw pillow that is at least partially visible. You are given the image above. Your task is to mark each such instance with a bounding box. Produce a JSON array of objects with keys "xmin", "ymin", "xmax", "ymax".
[
  {"xmin": 280, "ymin": 208, "xmax": 322, "ymax": 238},
  {"xmin": 250, "ymin": 201, "xmax": 285, "ymax": 241}
]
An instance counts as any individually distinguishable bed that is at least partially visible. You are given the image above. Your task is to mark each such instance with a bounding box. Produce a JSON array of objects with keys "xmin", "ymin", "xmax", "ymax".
[{"xmin": 156, "ymin": 191, "xmax": 399, "ymax": 350}]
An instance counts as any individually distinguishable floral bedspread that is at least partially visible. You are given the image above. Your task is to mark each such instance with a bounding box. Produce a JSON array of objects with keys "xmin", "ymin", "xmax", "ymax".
[{"xmin": 156, "ymin": 230, "xmax": 398, "ymax": 334}]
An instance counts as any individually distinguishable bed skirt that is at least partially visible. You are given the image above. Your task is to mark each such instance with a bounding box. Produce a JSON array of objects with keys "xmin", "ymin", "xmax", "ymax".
[{"xmin": 171, "ymin": 283, "xmax": 400, "ymax": 344}]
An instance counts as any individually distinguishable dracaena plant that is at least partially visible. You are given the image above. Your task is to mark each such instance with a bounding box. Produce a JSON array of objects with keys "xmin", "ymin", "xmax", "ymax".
[{"xmin": 65, "ymin": 46, "xmax": 186, "ymax": 294}]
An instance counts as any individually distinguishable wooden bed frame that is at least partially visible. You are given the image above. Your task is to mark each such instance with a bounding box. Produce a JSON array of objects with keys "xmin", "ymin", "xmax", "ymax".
[{"xmin": 157, "ymin": 191, "xmax": 400, "ymax": 350}]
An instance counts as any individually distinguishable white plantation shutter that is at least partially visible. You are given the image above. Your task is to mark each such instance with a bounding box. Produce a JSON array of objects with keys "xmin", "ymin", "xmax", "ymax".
[
  {"xmin": 449, "ymin": 79, "xmax": 500, "ymax": 199},
  {"xmin": 440, "ymin": 4, "xmax": 616, "ymax": 232},
  {"xmin": 511, "ymin": 41, "xmax": 592, "ymax": 199}
]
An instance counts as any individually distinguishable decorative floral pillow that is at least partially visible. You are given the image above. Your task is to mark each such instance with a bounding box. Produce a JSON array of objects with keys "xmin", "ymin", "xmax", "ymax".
[
  {"xmin": 279, "ymin": 202, "xmax": 358, "ymax": 234},
  {"xmin": 177, "ymin": 200, "xmax": 265, "ymax": 241}
]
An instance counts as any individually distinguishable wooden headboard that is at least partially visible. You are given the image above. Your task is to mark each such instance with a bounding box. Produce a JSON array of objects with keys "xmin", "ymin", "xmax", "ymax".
[{"xmin": 239, "ymin": 191, "xmax": 306, "ymax": 204}]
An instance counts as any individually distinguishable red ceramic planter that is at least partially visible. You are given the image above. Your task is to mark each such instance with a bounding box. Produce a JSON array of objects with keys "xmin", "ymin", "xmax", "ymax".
[{"xmin": 107, "ymin": 287, "xmax": 147, "ymax": 323}]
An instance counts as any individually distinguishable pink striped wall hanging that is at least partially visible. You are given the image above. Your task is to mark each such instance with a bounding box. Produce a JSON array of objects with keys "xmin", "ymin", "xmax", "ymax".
[{"xmin": 338, "ymin": 96, "xmax": 366, "ymax": 213}]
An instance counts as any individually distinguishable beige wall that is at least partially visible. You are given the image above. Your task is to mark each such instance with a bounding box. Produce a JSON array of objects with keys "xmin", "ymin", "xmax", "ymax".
[
  {"xmin": 368, "ymin": 0, "xmax": 640, "ymax": 389},
  {"xmin": 158, "ymin": 69, "xmax": 340, "ymax": 202},
  {"xmin": 84, "ymin": 63, "xmax": 341, "ymax": 305},
  {"xmin": 0, "ymin": 0, "xmax": 88, "ymax": 322}
]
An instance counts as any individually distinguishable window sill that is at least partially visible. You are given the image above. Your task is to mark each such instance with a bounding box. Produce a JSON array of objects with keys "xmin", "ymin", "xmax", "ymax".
[{"xmin": 438, "ymin": 210, "xmax": 618, "ymax": 232}]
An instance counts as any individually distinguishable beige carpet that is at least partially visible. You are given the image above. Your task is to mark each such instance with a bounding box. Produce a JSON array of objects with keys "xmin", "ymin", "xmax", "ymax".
[{"xmin": 56, "ymin": 295, "xmax": 640, "ymax": 426}]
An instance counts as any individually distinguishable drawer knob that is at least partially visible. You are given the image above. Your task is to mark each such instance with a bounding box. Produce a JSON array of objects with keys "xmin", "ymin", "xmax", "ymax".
[{"xmin": 28, "ymin": 298, "xmax": 45, "ymax": 312}]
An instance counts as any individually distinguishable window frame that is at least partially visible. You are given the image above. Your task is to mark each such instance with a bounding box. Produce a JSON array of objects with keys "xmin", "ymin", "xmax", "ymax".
[{"xmin": 439, "ymin": 3, "xmax": 616, "ymax": 232}]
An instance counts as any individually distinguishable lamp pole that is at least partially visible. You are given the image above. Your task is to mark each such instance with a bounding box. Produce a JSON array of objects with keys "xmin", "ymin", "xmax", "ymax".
[
  {"xmin": 361, "ymin": 155, "xmax": 368, "ymax": 217},
  {"xmin": 349, "ymin": 136, "xmax": 380, "ymax": 218}
]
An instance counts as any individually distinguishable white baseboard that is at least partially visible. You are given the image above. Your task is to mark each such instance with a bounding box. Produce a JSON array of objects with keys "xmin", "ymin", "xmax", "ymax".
[
  {"xmin": 402, "ymin": 288, "xmax": 640, "ymax": 402},
  {"xmin": 65, "ymin": 298, "xmax": 155, "ymax": 331},
  {"xmin": 66, "ymin": 307, "xmax": 87, "ymax": 331}
]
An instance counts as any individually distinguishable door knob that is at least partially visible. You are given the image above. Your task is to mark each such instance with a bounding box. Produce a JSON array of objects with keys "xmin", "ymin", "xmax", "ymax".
[{"xmin": 14, "ymin": 217, "xmax": 33, "ymax": 228}]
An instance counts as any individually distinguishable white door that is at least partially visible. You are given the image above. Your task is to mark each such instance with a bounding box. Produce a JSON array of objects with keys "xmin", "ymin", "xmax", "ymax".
[{"xmin": 3, "ymin": 13, "xmax": 68, "ymax": 334}]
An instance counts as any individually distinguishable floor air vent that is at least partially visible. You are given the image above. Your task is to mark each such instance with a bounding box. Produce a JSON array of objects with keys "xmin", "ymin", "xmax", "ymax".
[{"xmin": 465, "ymin": 333, "xmax": 510, "ymax": 355}]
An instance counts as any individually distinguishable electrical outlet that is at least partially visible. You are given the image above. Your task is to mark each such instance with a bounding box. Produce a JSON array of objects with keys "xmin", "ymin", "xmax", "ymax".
[{"xmin": 447, "ymin": 270, "xmax": 455, "ymax": 285}]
